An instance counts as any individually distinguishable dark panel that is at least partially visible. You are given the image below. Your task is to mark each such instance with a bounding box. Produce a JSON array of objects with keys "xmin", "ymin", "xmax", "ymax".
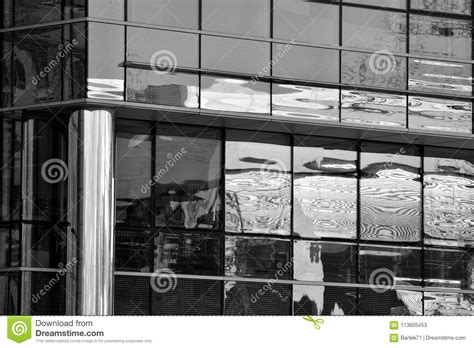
[
  {"xmin": 425, "ymin": 248, "xmax": 474, "ymax": 290},
  {"xmin": 14, "ymin": 0, "xmax": 62, "ymax": 27},
  {"xmin": 22, "ymin": 224, "xmax": 67, "ymax": 269},
  {"xmin": 114, "ymin": 275, "xmax": 151, "ymax": 315},
  {"xmin": 293, "ymin": 285, "xmax": 358, "ymax": 316},
  {"xmin": 359, "ymin": 289, "xmax": 422, "ymax": 315},
  {"xmin": 115, "ymin": 229, "xmax": 152, "ymax": 272},
  {"xmin": 24, "ymin": 271, "xmax": 66, "ymax": 315}
]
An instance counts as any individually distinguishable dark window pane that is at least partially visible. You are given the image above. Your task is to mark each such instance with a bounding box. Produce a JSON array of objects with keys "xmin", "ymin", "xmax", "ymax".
[
  {"xmin": 294, "ymin": 241, "xmax": 356, "ymax": 283},
  {"xmin": 294, "ymin": 138, "xmax": 357, "ymax": 239},
  {"xmin": 410, "ymin": 15, "xmax": 472, "ymax": 60},
  {"xmin": 22, "ymin": 224, "xmax": 67, "ymax": 268},
  {"xmin": 202, "ymin": 0, "xmax": 270, "ymax": 37},
  {"xmin": 343, "ymin": 7, "xmax": 406, "ymax": 52},
  {"xmin": 225, "ymin": 131, "xmax": 291, "ymax": 235},
  {"xmin": 155, "ymin": 232, "xmax": 221, "ymax": 276},
  {"xmin": 411, "ymin": 0, "xmax": 471, "ymax": 15},
  {"xmin": 343, "ymin": 0, "xmax": 406, "ymax": 9},
  {"xmin": 69, "ymin": 22, "xmax": 87, "ymax": 99},
  {"xmin": 360, "ymin": 144, "xmax": 421, "ymax": 242},
  {"xmin": 225, "ymin": 237, "xmax": 291, "ymax": 279},
  {"xmin": 15, "ymin": 0, "xmax": 62, "ymax": 26},
  {"xmin": 409, "ymin": 58, "xmax": 472, "ymax": 97},
  {"xmin": 273, "ymin": 1, "xmax": 338, "ymax": 45},
  {"xmin": 0, "ymin": 226, "xmax": 19, "ymax": 267},
  {"xmin": 424, "ymin": 292, "xmax": 474, "ymax": 316},
  {"xmin": 425, "ymin": 248, "xmax": 474, "ymax": 290},
  {"xmin": 359, "ymin": 289, "xmax": 422, "ymax": 315},
  {"xmin": 342, "ymin": 51, "xmax": 407, "ymax": 89},
  {"xmin": 23, "ymin": 271, "xmax": 66, "ymax": 315},
  {"xmin": 1, "ymin": 273, "xmax": 20, "ymax": 314},
  {"xmin": 201, "ymin": 76, "xmax": 270, "ymax": 114},
  {"xmin": 65, "ymin": 0, "xmax": 86, "ymax": 19},
  {"xmin": 272, "ymin": 45, "xmax": 339, "ymax": 83},
  {"xmin": 0, "ymin": 274, "xmax": 8, "ymax": 314},
  {"xmin": 154, "ymin": 126, "xmax": 221, "ymax": 230},
  {"xmin": 272, "ymin": 84, "xmax": 339, "ymax": 122},
  {"xmin": 424, "ymin": 148, "xmax": 474, "ymax": 246},
  {"xmin": 224, "ymin": 281, "xmax": 291, "ymax": 315},
  {"xmin": 2, "ymin": 36, "xmax": 13, "ymax": 107},
  {"xmin": 2, "ymin": 0, "xmax": 12, "ymax": 27},
  {"xmin": 114, "ymin": 275, "xmax": 150, "ymax": 315},
  {"xmin": 115, "ymin": 229, "xmax": 151, "ymax": 272},
  {"xmin": 128, "ymin": 0, "xmax": 198, "ymax": 28},
  {"xmin": 341, "ymin": 90, "xmax": 406, "ymax": 127},
  {"xmin": 88, "ymin": 0, "xmax": 124, "ymax": 20},
  {"xmin": 293, "ymin": 285, "xmax": 358, "ymax": 316},
  {"xmin": 408, "ymin": 96, "xmax": 472, "ymax": 134}
]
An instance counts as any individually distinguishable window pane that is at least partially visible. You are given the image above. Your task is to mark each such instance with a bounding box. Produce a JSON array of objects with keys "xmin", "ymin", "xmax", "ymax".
[
  {"xmin": 343, "ymin": 7, "xmax": 406, "ymax": 53},
  {"xmin": 115, "ymin": 229, "xmax": 151, "ymax": 272},
  {"xmin": 24, "ymin": 271, "xmax": 66, "ymax": 315},
  {"xmin": 115, "ymin": 275, "xmax": 150, "ymax": 315},
  {"xmin": 294, "ymin": 241, "xmax": 356, "ymax": 283},
  {"xmin": 128, "ymin": 0, "xmax": 198, "ymax": 29},
  {"xmin": 425, "ymin": 248, "xmax": 474, "ymax": 289},
  {"xmin": 126, "ymin": 69, "xmax": 199, "ymax": 108},
  {"xmin": 225, "ymin": 236, "xmax": 291, "ymax": 279},
  {"xmin": 409, "ymin": 58, "xmax": 472, "ymax": 97},
  {"xmin": 201, "ymin": 76, "xmax": 270, "ymax": 114},
  {"xmin": 155, "ymin": 232, "xmax": 221, "ymax": 276},
  {"xmin": 154, "ymin": 126, "xmax": 221, "ymax": 230},
  {"xmin": 424, "ymin": 292, "xmax": 474, "ymax": 316},
  {"xmin": 225, "ymin": 131, "xmax": 291, "ymax": 235},
  {"xmin": 2, "ymin": 36, "xmax": 13, "ymax": 107},
  {"xmin": 0, "ymin": 226, "xmax": 19, "ymax": 267},
  {"xmin": 360, "ymin": 143, "xmax": 422, "ymax": 242},
  {"xmin": 342, "ymin": 90, "xmax": 406, "ymax": 127},
  {"xmin": 294, "ymin": 137, "xmax": 357, "ymax": 239},
  {"xmin": 342, "ymin": 51, "xmax": 407, "ymax": 89},
  {"xmin": 15, "ymin": 0, "xmax": 62, "ymax": 26},
  {"xmin": 272, "ymin": 84, "xmax": 339, "ymax": 121},
  {"xmin": 411, "ymin": 0, "xmax": 471, "ymax": 15},
  {"xmin": 22, "ymin": 224, "xmax": 67, "ymax": 269},
  {"xmin": 293, "ymin": 285, "xmax": 358, "ymax": 316},
  {"xmin": 88, "ymin": 0, "xmax": 124, "ymax": 20},
  {"xmin": 69, "ymin": 22, "xmax": 87, "ymax": 100},
  {"xmin": 343, "ymin": 0, "xmax": 406, "ymax": 9},
  {"xmin": 272, "ymin": 44, "xmax": 339, "ymax": 83},
  {"xmin": 408, "ymin": 96, "xmax": 472, "ymax": 134},
  {"xmin": 359, "ymin": 289, "xmax": 422, "ymax": 315},
  {"xmin": 424, "ymin": 148, "xmax": 474, "ymax": 247},
  {"xmin": 202, "ymin": 0, "xmax": 270, "ymax": 37},
  {"xmin": 273, "ymin": 1, "xmax": 338, "ymax": 45},
  {"xmin": 409, "ymin": 15, "xmax": 472, "ymax": 60}
]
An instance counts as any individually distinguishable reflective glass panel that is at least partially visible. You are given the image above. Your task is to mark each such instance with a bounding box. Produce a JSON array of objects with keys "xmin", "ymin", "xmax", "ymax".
[
  {"xmin": 424, "ymin": 292, "xmax": 474, "ymax": 316},
  {"xmin": 293, "ymin": 285, "xmax": 358, "ymax": 316},
  {"xmin": 15, "ymin": 0, "xmax": 62, "ymax": 26},
  {"xmin": 343, "ymin": 0, "xmax": 406, "ymax": 9},
  {"xmin": 127, "ymin": 0, "xmax": 198, "ymax": 29},
  {"xmin": 411, "ymin": 0, "xmax": 471, "ymax": 15},
  {"xmin": 359, "ymin": 289, "xmax": 422, "ymax": 315},
  {"xmin": 2, "ymin": 36, "xmax": 13, "ymax": 107},
  {"xmin": 115, "ymin": 229, "xmax": 151, "ymax": 272},
  {"xmin": 25, "ymin": 271, "xmax": 66, "ymax": 315},
  {"xmin": 22, "ymin": 224, "xmax": 67, "ymax": 269},
  {"xmin": 88, "ymin": 0, "xmax": 124, "ymax": 20},
  {"xmin": 425, "ymin": 248, "xmax": 474, "ymax": 289},
  {"xmin": 0, "ymin": 226, "xmax": 19, "ymax": 268},
  {"xmin": 115, "ymin": 275, "xmax": 150, "ymax": 315}
]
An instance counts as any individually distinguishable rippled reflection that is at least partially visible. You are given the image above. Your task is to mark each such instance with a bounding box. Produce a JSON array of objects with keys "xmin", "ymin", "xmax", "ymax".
[
  {"xmin": 411, "ymin": 0, "xmax": 471, "ymax": 15},
  {"xmin": 293, "ymin": 285, "xmax": 358, "ymax": 316},
  {"xmin": 424, "ymin": 292, "xmax": 474, "ymax": 316},
  {"xmin": 425, "ymin": 248, "xmax": 474, "ymax": 289}
]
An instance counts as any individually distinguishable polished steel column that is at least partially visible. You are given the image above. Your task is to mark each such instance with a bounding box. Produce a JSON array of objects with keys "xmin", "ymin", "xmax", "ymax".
[{"xmin": 68, "ymin": 109, "xmax": 115, "ymax": 315}]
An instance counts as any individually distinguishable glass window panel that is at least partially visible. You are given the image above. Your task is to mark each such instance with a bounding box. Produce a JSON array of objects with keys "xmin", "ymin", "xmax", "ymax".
[
  {"xmin": 294, "ymin": 138, "xmax": 357, "ymax": 239},
  {"xmin": 88, "ymin": 0, "xmax": 124, "ymax": 20},
  {"xmin": 424, "ymin": 148, "xmax": 474, "ymax": 246},
  {"xmin": 272, "ymin": 84, "xmax": 339, "ymax": 121},
  {"xmin": 273, "ymin": 1, "xmax": 338, "ymax": 46},
  {"xmin": 66, "ymin": 22, "xmax": 87, "ymax": 100},
  {"xmin": 115, "ymin": 229, "xmax": 151, "ymax": 272},
  {"xmin": 88, "ymin": 23, "xmax": 124, "ymax": 100},
  {"xmin": 272, "ymin": 45, "xmax": 339, "ymax": 83},
  {"xmin": 409, "ymin": 58, "xmax": 472, "ymax": 97},
  {"xmin": 341, "ymin": 90, "xmax": 406, "ymax": 127},
  {"xmin": 408, "ymin": 96, "xmax": 472, "ymax": 134},
  {"xmin": 224, "ymin": 281, "xmax": 291, "ymax": 315},
  {"xmin": 201, "ymin": 76, "xmax": 270, "ymax": 114},
  {"xmin": 15, "ymin": 0, "xmax": 62, "ymax": 26},
  {"xmin": 359, "ymin": 289, "xmax": 422, "ymax": 315},
  {"xmin": 154, "ymin": 126, "xmax": 221, "ymax": 230},
  {"xmin": 24, "ymin": 271, "xmax": 66, "ymax": 315},
  {"xmin": 0, "ymin": 226, "xmax": 19, "ymax": 268},
  {"xmin": 155, "ymin": 232, "xmax": 221, "ymax": 276},
  {"xmin": 360, "ymin": 144, "xmax": 422, "ymax": 241},
  {"xmin": 0, "ymin": 229, "xmax": 8, "ymax": 267},
  {"xmin": 225, "ymin": 131, "xmax": 291, "ymax": 235},
  {"xmin": 294, "ymin": 241, "xmax": 356, "ymax": 283},
  {"xmin": 2, "ymin": 35, "xmax": 13, "ymax": 107},
  {"xmin": 225, "ymin": 236, "xmax": 291, "ymax": 279},
  {"xmin": 342, "ymin": 51, "xmax": 407, "ymax": 89},
  {"xmin": 202, "ymin": 0, "xmax": 270, "ymax": 37},
  {"xmin": 360, "ymin": 245, "xmax": 422, "ymax": 287},
  {"xmin": 343, "ymin": 7, "xmax": 406, "ymax": 52},
  {"xmin": 65, "ymin": 0, "xmax": 86, "ymax": 19},
  {"xmin": 424, "ymin": 292, "xmax": 474, "ymax": 316},
  {"xmin": 202, "ymin": 36, "xmax": 270, "ymax": 75},
  {"xmin": 410, "ymin": 15, "xmax": 472, "ymax": 60},
  {"xmin": 293, "ymin": 285, "xmax": 358, "ymax": 316},
  {"xmin": 127, "ymin": 69, "xmax": 199, "ymax": 108},
  {"xmin": 127, "ymin": 0, "xmax": 198, "ymax": 28},
  {"xmin": 2, "ymin": 0, "xmax": 12, "ymax": 27},
  {"xmin": 22, "ymin": 224, "xmax": 67, "ymax": 269},
  {"xmin": 0, "ymin": 274, "xmax": 8, "ymax": 314},
  {"xmin": 425, "ymin": 248, "xmax": 474, "ymax": 290},
  {"xmin": 114, "ymin": 275, "xmax": 150, "ymax": 315},
  {"xmin": 411, "ymin": 0, "xmax": 471, "ymax": 15},
  {"xmin": 343, "ymin": 0, "xmax": 406, "ymax": 9}
]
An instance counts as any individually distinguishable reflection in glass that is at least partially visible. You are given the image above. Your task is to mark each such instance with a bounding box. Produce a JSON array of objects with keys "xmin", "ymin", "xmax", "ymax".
[
  {"xmin": 342, "ymin": 51, "xmax": 406, "ymax": 89},
  {"xmin": 154, "ymin": 126, "xmax": 221, "ymax": 230},
  {"xmin": 115, "ymin": 229, "xmax": 151, "ymax": 272},
  {"xmin": 0, "ymin": 227, "xmax": 19, "ymax": 268},
  {"xmin": 424, "ymin": 150, "xmax": 474, "ymax": 246},
  {"xmin": 424, "ymin": 292, "xmax": 474, "ymax": 316},
  {"xmin": 201, "ymin": 76, "xmax": 270, "ymax": 114},
  {"xmin": 127, "ymin": 69, "xmax": 199, "ymax": 108},
  {"xmin": 273, "ymin": 1, "xmax": 338, "ymax": 45},
  {"xmin": 22, "ymin": 224, "xmax": 67, "ymax": 268},
  {"xmin": 2, "ymin": 37, "xmax": 13, "ymax": 107},
  {"xmin": 115, "ymin": 275, "xmax": 150, "ymax": 315},
  {"xmin": 88, "ymin": 0, "xmax": 124, "ymax": 20},
  {"xmin": 359, "ymin": 289, "xmax": 422, "ymax": 315},
  {"xmin": 410, "ymin": 15, "xmax": 472, "ymax": 60},
  {"xmin": 408, "ymin": 97, "xmax": 472, "ymax": 134},
  {"xmin": 14, "ymin": 0, "xmax": 62, "ymax": 26},
  {"xmin": 360, "ymin": 146, "xmax": 421, "ymax": 241},
  {"xmin": 225, "ymin": 131, "xmax": 291, "ymax": 234},
  {"xmin": 294, "ymin": 139, "xmax": 357, "ymax": 239},
  {"xmin": 343, "ymin": 7, "xmax": 406, "ymax": 52},
  {"xmin": 411, "ymin": 0, "xmax": 471, "ymax": 16},
  {"xmin": 294, "ymin": 241, "xmax": 356, "ymax": 283},
  {"xmin": 409, "ymin": 59, "xmax": 472, "ymax": 97},
  {"xmin": 272, "ymin": 84, "xmax": 339, "ymax": 121},
  {"xmin": 425, "ymin": 248, "xmax": 474, "ymax": 290},
  {"xmin": 341, "ymin": 90, "xmax": 406, "ymax": 127},
  {"xmin": 343, "ymin": 0, "xmax": 406, "ymax": 9},
  {"xmin": 293, "ymin": 285, "xmax": 358, "ymax": 316},
  {"xmin": 128, "ymin": 0, "xmax": 198, "ymax": 28}
]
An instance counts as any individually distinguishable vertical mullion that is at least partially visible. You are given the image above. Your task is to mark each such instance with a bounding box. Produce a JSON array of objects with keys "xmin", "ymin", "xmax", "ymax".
[
  {"xmin": 356, "ymin": 140, "xmax": 361, "ymax": 314},
  {"xmin": 289, "ymin": 133, "xmax": 294, "ymax": 315},
  {"xmin": 406, "ymin": 0, "xmax": 410, "ymax": 129},
  {"xmin": 149, "ymin": 123, "xmax": 157, "ymax": 314},
  {"xmin": 220, "ymin": 127, "xmax": 226, "ymax": 315},
  {"xmin": 420, "ymin": 145, "xmax": 425, "ymax": 316}
]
